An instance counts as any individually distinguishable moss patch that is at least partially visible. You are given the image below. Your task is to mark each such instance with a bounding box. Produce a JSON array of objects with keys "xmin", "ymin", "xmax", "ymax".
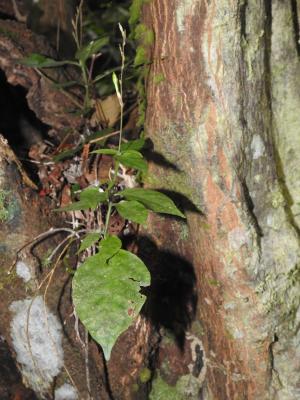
[
  {"xmin": 153, "ymin": 73, "xmax": 166, "ymax": 85},
  {"xmin": 149, "ymin": 372, "xmax": 202, "ymax": 400},
  {"xmin": 0, "ymin": 190, "xmax": 19, "ymax": 223}
]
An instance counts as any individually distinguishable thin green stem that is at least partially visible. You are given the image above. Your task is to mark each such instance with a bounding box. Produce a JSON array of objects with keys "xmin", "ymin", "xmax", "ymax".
[
  {"xmin": 104, "ymin": 202, "xmax": 113, "ymax": 237},
  {"xmin": 118, "ymin": 24, "xmax": 126, "ymax": 152}
]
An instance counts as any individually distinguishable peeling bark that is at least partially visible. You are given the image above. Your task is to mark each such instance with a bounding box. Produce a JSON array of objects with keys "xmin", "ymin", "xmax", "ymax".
[{"xmin": 142, "ymin": 1, "xmax": 300, "ymax": 399}]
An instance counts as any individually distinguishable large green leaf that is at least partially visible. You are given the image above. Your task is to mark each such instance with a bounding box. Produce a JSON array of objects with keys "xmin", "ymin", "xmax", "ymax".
[
  {"xmin": 73, "ymin": 249, "xmax": 150, "ymax": 360},
  {"xmin": 115, "ymin": 150, "xmax": 147, "ymax": 172},
  {"xmin": 18, "ymin": 53, "xmax": 76, "ymax": 68},
  {"xmin": 118, "ymin": 188, "xmax": 185, "ymax": 218},
  {"xmin": 116, "ymin": 200, "xmax": 148, "ymax": 224}
]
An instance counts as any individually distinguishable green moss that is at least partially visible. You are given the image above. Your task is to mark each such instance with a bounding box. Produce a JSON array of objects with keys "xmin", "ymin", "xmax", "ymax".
[
  {"xmin": 134, "ymin": 24, "xmax": 154, "ymax": 45},
  {"xmin": 139, "ymin": 367, "xmax": 151, "ymax": 383},
  {"xmin": 129, "ymin": 0, "xmax": 149, "ymax": 27},
  {"xmin": 0, "ymin": 190, "xmax": 19, "ymax": 223},
  {"xmin": 134, "ymin": 45, "xmax": 148, "ymax": 67},
  {"xmin": 149, "ymin": 372, "xmax": 202, "ymax": 400},
  {"xmin": 149, "ymin": 373, "xmax": 183, "ymax": 400},
  {"xmin": 129, "ymin": 1, "xmax": 153, "ymax": 127},
  {"xmin": 207, "ymin": 278, "xmax": 221, "ymax": 287},
  {"xmin": 0, "ymin": 27, "xmax": 18, "ymax": 41},
  {"xmin": 153, "ymin": 73, "xmax": 166, "ymax": 85}
]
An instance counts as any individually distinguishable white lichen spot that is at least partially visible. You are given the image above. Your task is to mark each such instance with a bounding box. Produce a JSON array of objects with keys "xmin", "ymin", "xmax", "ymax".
[
  {"xmin": 176, "ymin": 0, "xmax": 195, "ymax": 33},
  {"xmin": 228, "ymin": 227, "xmax": 248, "ymax": 250},
  {"xmin": 232, "ymin": 329, "xmax": 244, "ymax": 339},
  {"xmin": 224, "ymin": 302, "xmax": 236, "ymax": 310},
  {"xmin": 16, "ymin": 261, "xmax": 32, "ymax": 283},
  {"xmin": 10, "ymin": 296, "xmax": 64, "ymax": 394},
  {"xmin": 251, "ymin": 134, "xmax": 265, "ymax": 159},
  {"xmin": 55, "ymin": 383, "xmax": 78, "ymax": 400},
  {"xmin": 254, "ymin": 174, "xmax": 261, "ymax": 183}
]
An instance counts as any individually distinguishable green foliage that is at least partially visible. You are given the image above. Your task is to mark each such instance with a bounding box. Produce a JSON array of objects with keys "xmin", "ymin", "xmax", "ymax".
[
  {"xmin": 75, "ymin": 37, "xmax": 109, "ymax": 63},
  {"xmin": 53, "ymin": 143, "xmax": 184, "ymax": 358},
  {"xmin": 17, "ymin": 53, "xmax": 75, "ymax": 68},
  {"xmin": 116, "ymin": 200, "xmax": 148, "ymax": 224},
  {"xmin": 119, "ymin": 188, "xmax": 186, "ymax": 218},
  {"xmin": 15, "ymin": 13, "xmax": 187, "ymax": 363},
  {"xmin": 77, "ymin": 232, "xmax": 101, "ymax": 254},
  {"xmin": 73, "ymin": 248, "xmax": 150, "ymax": 360}
]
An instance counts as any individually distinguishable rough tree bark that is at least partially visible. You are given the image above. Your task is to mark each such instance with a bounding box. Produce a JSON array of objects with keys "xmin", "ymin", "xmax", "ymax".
[{"xmin": 141, "ymin": 1, "xmax": 300, "ymax": 399}]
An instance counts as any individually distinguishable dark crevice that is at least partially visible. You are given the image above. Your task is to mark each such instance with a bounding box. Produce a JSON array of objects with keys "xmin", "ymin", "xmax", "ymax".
[
  {"xmin": 263, "ymin": 0, "xmax": 272, "ymax": 119},
  {"xmin": 0, "ymin": 69, "xmax": 51, "ymax": 185},
  {"xmin": 242, "ymin": 180, "xmax": 264, "ymax": 248},
  {"xmin": 268, "ymin": 334, "xmax": 281, "ymax": 388},
  {"xmin": 290, "ymin": 0, "xmax": 300, "ymax": 57},
  {"xmin": 239, "ymin": 0, "xmax": 247, "ymax": 39},
  {"xmin": 273, "ymin": 146, "xmax": 300, "ymax": 237}
]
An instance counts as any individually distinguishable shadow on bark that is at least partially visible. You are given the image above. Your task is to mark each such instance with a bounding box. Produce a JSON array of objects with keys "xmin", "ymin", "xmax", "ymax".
[{"xmin": 138, "ymin": 235, "xmax": 198, "ymax": 351}]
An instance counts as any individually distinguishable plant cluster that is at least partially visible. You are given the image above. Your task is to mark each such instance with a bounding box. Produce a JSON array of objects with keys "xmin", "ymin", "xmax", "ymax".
[{"xmin": 15, "ymin": 4, "xmax": 185, "ymax": 362}]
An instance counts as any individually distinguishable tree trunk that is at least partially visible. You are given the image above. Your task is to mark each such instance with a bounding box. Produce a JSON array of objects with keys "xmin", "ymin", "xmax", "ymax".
[{"xmin": 141, "ymin": 1, "xmax": 300, "ymax": 399}]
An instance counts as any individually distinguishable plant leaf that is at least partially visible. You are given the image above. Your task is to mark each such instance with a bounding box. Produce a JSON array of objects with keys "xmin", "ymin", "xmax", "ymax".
[
  {"xmin": 98, "ymin": 235, "xmax": 122, "ymax": 261},
  {"xmin": 80, "ymin": 187, "xmax": 108, "ymax": 208},
  {"xmin": 116, "ymin": 200, "xmax": 148, "ymax": 224},
  {"xmin": 120, "ymin": 138, "xmax": 145, "ymax": 152},
  {"xmin": 118, "ymin": 188, "xmax": 185, "ymax": 218},
  {"xmin": 75, "ymin": 37, "xmax": 109, "ymax": 62},
  {"xmin": 73, "ymin": 249, "xmax": 150, "ymax": 360},
  {"xmin": 18, "ymin": 53, "xmax": 76, "ymax": 68},
  {"xmin": 115, "ymin": 150, "xmax": 147, "ymax": 172},
  {"xmin": 54, "ymin": 187, "xmax": 107, "ymax": 212},
  {"xmin": 91, "ymin": 148, "xmax": 118, "ymax": 155},
  {"xmin": 54, "ymin": 200, "xmax": 91, "ymax": 212},
  {"xmin": 78, "ymin": 232, "xmax": 101, "ymax": 254}
]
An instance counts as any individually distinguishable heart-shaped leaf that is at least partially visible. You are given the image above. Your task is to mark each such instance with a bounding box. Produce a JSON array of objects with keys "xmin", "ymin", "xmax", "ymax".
[{"xmin": 73, "ymin": 249, "xmax": 150, "ymax": 360}]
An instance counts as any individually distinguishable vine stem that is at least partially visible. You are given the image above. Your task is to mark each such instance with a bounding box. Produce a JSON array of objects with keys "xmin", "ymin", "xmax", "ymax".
[
  {"xmin": 104, "ymin": 202, "xmax": 113, "ymax": 236},
  {"xmin": 118, "ymin": 23, "xmax": 126, "ymax": 152}
]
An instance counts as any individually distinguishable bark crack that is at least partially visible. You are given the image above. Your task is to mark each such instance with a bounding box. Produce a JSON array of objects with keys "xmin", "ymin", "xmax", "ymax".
[{"xmin": 290, "ymin": 0, "xmax": 300, "ymax": 57}]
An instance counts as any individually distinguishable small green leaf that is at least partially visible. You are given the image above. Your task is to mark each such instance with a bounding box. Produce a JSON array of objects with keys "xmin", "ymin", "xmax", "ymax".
[
  {"xmin": 118, "ymin": 188, "xmax": 185, "ymax": 218},
  {"xmin": 87, "ymin": 128, "xmax": 114, "ymax": 143},
  {"xmin": 115, "ymin": 150, "xmax": 147, "ymax": 172},
  {"xmin": 54, "ymin": 200, "xmax": 91, "ymax": 212},
  {"xmin": 75, "ymin": 37, "xmax": 109, "ymax": 62},
  {"xmin": 112, "ymin": 72, "xmax": 123, "ymax": 106},
  {"xmin": 80, "ymin": 187, "xmax": 108, "ymax": 208},
  {"xmin": 18, "ymin": 53, "xmax": 76, "ymax": 68},
  {"xmin": 91, "ymin": 148, "xmax": 118, "ymax": 155},
  {"xmin": 54, "ymin": 187, "xmax": 107, "ymax": 212},
  {"xmin": 116, "ymin": 200, "xmax": 148, "ymax": 224},
  {"xmin": 98, "ymin": 235, "xmax": 122, "ymax": 261},
  {"xmin": 120, "ymin": 138, "xmax": 145, "ymax": 152},
  {"xmin": 73, "ymin": 249, "xmax": 150, "ymax": 360},
  {"xmin": 52, "ymin": 147, "xmax": 81, "ymax": 162},
  {"xmin": 78, "ymin": 232, "xmax": 101, "ymax": 254}
]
